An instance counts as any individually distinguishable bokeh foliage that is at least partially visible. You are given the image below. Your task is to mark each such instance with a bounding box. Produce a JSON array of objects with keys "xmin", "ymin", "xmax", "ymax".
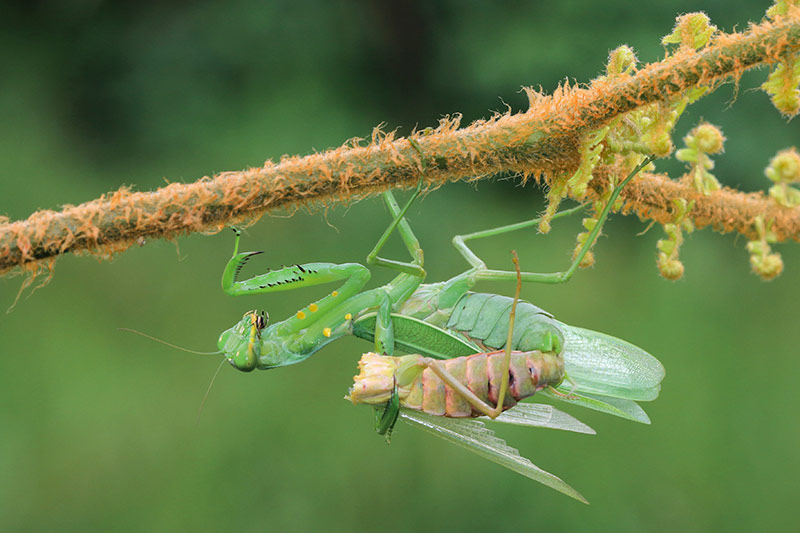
[{"xmin": 1, "ymin": 1, "xmax": 798, "ymax": 531}]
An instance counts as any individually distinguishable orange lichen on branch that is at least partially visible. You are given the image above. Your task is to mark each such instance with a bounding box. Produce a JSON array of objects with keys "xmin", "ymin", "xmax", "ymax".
[
  {"xmin": 589, "ymin": 164, "xmax": 800, "ymax": 243},
  {"xmin": 0, "ymin": 13, "xmax": 799, "ymax": 276}
]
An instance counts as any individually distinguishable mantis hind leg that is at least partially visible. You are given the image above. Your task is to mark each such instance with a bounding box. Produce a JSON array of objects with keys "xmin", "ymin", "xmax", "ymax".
[
  {"xmin": 366, "ymin": 186, "xmax": 425, "ymax": 278},
  {"xmin": 455, "ymin": 156, "xmax": 655, "ymax": 286}
]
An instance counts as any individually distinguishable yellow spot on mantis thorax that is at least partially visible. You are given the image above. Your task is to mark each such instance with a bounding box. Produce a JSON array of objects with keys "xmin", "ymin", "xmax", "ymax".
[
  {"xmin": 309, "ymin": 303, "xmax": 318, "ymax": 312},
  {"xmin": 345, "ymin": 313, "xmax": 352, "ymax": 320},
  {"xmin": 323, "ymin": 327, "xmax": 332, "ymax": 337},
  {"xmin": 332, "ymin": 291, "xmax": 339, "ymax": 297},
  {"xmin": 296, "ymin": 311, "xmax": 306, "ymax": 320}
]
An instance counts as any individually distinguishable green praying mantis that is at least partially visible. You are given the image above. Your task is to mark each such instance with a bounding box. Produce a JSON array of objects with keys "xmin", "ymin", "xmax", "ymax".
[{"xmin": 216, "ymin": 147, "xmax": 664, "ymax": 501}]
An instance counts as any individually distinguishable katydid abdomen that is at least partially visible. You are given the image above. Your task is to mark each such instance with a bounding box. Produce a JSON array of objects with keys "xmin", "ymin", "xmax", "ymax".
[
  {"xmin": 349, "ymin": 350, "xmax": 564, "ymax": 418},
  {"xmin": 405, "ymin": 289, "xmax": 664, "ymax": 403},
  {"xmin": 353, "ymin": 286, "xmax": 664, "ymax": 423}
]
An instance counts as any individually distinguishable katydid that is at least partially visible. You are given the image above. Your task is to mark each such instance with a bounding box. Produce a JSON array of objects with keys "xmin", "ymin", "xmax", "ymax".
[
  {"xmin": 349, "ymin": 349, "xmax": 566, "ymax": 418},
  {"xmin": 346, "ymin": 249, "xmax": 596, "ymax": 502},
  {"xmin": 218, "ymin": 151, "xmax": 664, "ymax": 426},
  {"xmin": 348, "ymin": 346, "xmax": 598, "ymax": 501}
]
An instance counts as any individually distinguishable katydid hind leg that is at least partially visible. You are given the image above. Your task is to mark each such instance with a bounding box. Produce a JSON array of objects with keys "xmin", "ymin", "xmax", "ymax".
[
  {"xmin": 421, "ymin": 250, "xmax": 524, "ymax": 419},
  {"xmin": 491, "ymin": 250, "xmax": 523, "ymax": 418}
]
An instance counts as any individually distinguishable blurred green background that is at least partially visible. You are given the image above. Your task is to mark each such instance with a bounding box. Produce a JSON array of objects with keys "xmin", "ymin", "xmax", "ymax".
[{"xmin": 1, "ymin": 1, "xmax": 798, "ymax": 531}]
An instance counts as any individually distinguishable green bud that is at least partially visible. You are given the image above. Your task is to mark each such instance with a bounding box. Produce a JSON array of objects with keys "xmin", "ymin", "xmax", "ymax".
[
  {"xmin": 762, "ymin": 57, "xmax": 800, "ymax": 117},
  {"xmin": 694, "ymin": 123, "xmax": 725, "ymax": 154},
  {"xmin": 607, "ymin": 45, "xmax": 637, "ymax": 76},
  {"xmin": 658, "ymin": 254, "xmax": 685, "ymax": 280},
  {"xmin": 675, "ymin": 147, "xmax": 697, "ymax": 163},
  {"xmin": 662, "ymin": 12, "xmax": 717, "ymax": 50},
  {"xmin": 765, "ymin": 148, "xmax": 800, "ymax": 183},
  {"xmin": 648, "ymin": 133, "xmax": 673, "ymax": 158},
  {"xmin": 751, "ymin": 253, "xmax": 784, "ymax": 280},
  {"xmin": 746, "ymin": 241, "xmax": 765, "ymax": 255},
  {"xmin": 767, "ymin": 0, "xmax": 800, "ymax": 20},
  {"xmin": 657, "ymin": 239, "xmax": 676, "ymax": 255}
]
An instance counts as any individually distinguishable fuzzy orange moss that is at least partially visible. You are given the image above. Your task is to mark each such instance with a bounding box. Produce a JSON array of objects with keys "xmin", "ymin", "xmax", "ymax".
[
  {"xmin": 1, "ymin": 13, "xmax": 799, "ymax": 276},
  {"xmin": 590, "ymin": 163, "xmax": 800, "ymax": 242}
]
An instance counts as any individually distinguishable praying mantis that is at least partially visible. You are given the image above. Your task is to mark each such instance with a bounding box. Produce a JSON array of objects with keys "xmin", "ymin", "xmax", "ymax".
[{"xmin": 216, "ymin": 147, "xmax": 664, "ymax": 501}]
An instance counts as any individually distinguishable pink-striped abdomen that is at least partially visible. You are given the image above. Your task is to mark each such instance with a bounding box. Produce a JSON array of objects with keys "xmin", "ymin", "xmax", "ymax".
[{"xmin": 403, "ymin": 350, "xmax": 564, "ymax": 417}]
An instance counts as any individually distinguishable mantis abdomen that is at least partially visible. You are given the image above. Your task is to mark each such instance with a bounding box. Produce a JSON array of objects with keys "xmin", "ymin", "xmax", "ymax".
[
  {"xmin": 349, "ymin": 350, "xmax": 564, "ymax": 418},
  {"xmin": 448, "ymin": 293, "xmax": 562, "ymax": 352},
  {"xmin": 396, "ymin": 288, "xmax": 566, "ymax": 355}
]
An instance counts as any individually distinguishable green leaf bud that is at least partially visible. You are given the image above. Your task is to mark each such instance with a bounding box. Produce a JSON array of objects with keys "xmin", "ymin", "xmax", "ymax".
[
  {"xmin": 662, "ymin": 12, "xmax": 717, "ymax": 50},
  {"xmin": 693, "ymin": 123, "xmax": 725, "ymax": 154},
  {"xmin": 765, "ymin": 148, "xmax": 800, "ymax": 183}
]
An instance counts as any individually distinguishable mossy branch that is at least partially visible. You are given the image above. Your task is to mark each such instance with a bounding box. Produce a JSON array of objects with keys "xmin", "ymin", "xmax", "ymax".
[
  {"xmin": 591, "ymin": 164, "xmax": 800, "ymax": 242},
  {"xmin": 1, "ymin": 13, "xmax": 799, "ymax": 277}
]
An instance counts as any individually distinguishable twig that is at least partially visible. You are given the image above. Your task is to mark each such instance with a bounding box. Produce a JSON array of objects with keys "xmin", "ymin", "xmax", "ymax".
[{"xmin": 1, "ymin": 14, "xmax": 798, "ymax": 275}]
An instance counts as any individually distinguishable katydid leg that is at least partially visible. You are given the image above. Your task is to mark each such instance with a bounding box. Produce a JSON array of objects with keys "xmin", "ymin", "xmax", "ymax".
[
  {"xmin": 375, "ymin": 384, "xmax": 400, "ymax": 437},
  {"xmin": 420, "ymin": 250, "xmax": 524, "ymax": 419}
]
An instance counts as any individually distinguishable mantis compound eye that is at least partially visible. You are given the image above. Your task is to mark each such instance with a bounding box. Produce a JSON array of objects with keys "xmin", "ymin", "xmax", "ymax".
[
  {"xmin": 243, "ymin": 309, "xmax": 268, "ymax": 332},
  {"xmin": 254, "ymin": 310, "xmax": 268, "ymax": 331}
]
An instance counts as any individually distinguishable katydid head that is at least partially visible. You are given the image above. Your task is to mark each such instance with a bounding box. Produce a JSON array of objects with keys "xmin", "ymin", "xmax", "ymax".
[{"xmin": 217, "ymin": 310, "xmax": 269, "ymax": 372}]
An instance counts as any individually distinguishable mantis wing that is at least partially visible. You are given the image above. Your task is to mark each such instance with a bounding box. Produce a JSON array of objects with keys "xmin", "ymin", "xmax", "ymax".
[
  {"xmin": 543, "ymin": 324, "xmax": 664, "ymax": 424},
  {"xmin": 558, "ymin": 324, "xmax": 665, "ymax": 402},
  {"xmin": 352, "ymin": 313, "xmax": 481, "ymax": 359},
  {"xmin": 398, "ymin": 406, "xmax": 592, "ymax": 503},
  {"xmin": 542, "ymin": 390, "xmax": 652, "ymax": 424}
]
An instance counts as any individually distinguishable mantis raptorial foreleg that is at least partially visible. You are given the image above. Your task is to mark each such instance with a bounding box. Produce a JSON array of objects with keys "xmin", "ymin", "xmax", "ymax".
[
  {"xmin": 221, "ymin": 226, "xmax": 398, "ymax": 358},
  {"xmin": 454, "ymin": 156, "xmax": 655, "ymax": 286},
  {"xmin": 222, "ymin": 231, "xmax": 370, "ymax": 298},
  {"xmin": 219, "ymin": 138, "xmax": 440, "ymax": 374}
]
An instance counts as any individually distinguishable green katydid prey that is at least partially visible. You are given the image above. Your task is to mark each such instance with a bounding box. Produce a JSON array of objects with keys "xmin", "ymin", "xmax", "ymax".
[
  {"xmin": 348, "ymin": 250, "xmax": 592, "ymax": 500},
  {"xmin": 216, "ymin": 146, "xmax": 664, "ymax": 501}
]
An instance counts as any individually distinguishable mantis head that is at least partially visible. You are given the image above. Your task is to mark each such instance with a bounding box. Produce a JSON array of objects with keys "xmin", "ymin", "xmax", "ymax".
[{"xmin": 217, "ymin": 310, "xmax": 269, "ymax": 372}]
